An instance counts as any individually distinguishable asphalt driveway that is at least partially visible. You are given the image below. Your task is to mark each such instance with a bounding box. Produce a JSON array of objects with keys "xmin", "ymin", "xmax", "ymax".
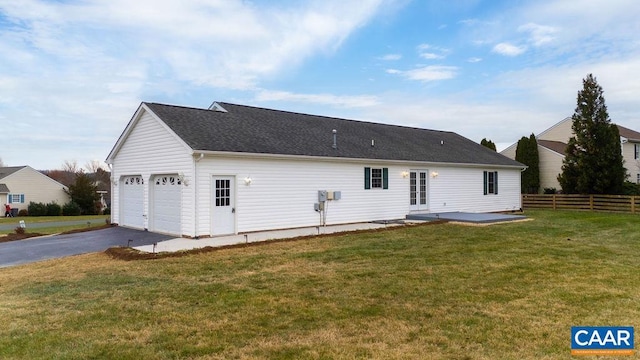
[{"xmin": 0, "ymin": 227, "xmax": 173, "ymax": 268}]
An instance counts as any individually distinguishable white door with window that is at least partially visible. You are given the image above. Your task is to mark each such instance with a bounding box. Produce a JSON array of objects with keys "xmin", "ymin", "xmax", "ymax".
[
  {"xmin": 409, "ymin": 170, "xmax": 428, "ymax": 211},
  {"xmin": 212, "ymin": 176, "xmax": 235, "ymax": 235},
  {"xmin": 120, "ymin": 175, "xmax": 145, "ymax": 229}
]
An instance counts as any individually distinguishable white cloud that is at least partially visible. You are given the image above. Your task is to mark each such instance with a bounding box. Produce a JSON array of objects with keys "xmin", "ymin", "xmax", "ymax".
[
  {"xmin": 492, "ymin": 42, "xmax": 527, "ymax": 56},
  {"xmin": 417, "ymin": 43, "xmax": 448, "ymax": 60},
  {"xmin": 254, "ymin": 89, "xmax": 379, "ymax": 108},
  {"xmin": 389, "ymin": 65, "xmax": 458, "ymax": 82},
  {"xmin": 379, "ymin": 54, "xmax": 402, "ymax": 60},
  {"xmin": 467, "ymin": 57, "xmax": 483, "ymax": 63},
  {"xmin": 518, "ymin": 22, "xmax": 558, "ymax": 46}
]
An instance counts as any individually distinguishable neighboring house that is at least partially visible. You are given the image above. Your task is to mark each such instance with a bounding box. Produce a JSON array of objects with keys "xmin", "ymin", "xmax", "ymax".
[
  {"xmin": 0, "ymin": 166, "xmax": 69, "ymax": 212},
  {"xmin": 106, "ymin": 102, "xmax": 525, "ymax": 237},
  {"xmin": 501, "ymin": 117, "xmax": 640, "ymax": 191}
]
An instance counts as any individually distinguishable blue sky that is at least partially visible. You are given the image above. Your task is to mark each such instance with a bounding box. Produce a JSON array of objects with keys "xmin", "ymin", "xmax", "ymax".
[{"xmin": 1, "ymin": 0, "xmax": 639, "ymax": 170}]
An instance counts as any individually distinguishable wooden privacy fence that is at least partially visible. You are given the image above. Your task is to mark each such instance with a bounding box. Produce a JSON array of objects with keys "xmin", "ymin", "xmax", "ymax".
[{"xmin": 522, "ymin": 194, "xmax": 640, "ymax": 214}]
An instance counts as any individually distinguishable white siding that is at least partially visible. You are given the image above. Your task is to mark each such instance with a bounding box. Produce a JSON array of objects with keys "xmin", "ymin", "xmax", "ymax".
[
  {"xmin": 195, "ymin": 156, "xmax": 408, "ymax": 235},
  {"xmin": 194, "ymin": 155, "xmax": 523, "ymax": 236},
  {"xmin": 428, "ymin": 166, "xmax": 522, "ymax": 213},
  {"xmin": 622, "ymin": 141, "xmax": 639, "ymax": 182},
  {"xmin": 3, "ymin": 167, "xmax": 69, "ymax": 211},
  {"xmin": 110, "ymin": 111, "xmax": 195, "ymax": 236},
  {"xmin": 538, "ymin": 146, "xmax": 563, "ymax": 191}
]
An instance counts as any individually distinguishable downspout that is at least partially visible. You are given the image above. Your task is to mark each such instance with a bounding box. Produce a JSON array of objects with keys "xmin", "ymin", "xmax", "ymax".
[
  {"xmin": 193, "ymin": 153, "xmax": 204, "ymax": 238},
  {"xmin": 107, "ymin": 163, "xmax": 114, "ymax": 225}
]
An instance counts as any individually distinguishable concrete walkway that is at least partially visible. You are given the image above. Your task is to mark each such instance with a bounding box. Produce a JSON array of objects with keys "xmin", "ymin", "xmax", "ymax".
[{"xmin": 134, "ymin": 222, "xmax": 401, "ymax": 253}]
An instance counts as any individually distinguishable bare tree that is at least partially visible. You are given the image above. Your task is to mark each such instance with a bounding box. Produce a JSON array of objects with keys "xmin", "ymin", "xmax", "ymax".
[
  {"xmin": 84, "ymin": 160, "xmax": 108, "ymax": 173},
  {"xmin": 62, "ymin": 160, "xmax": 81, "ymax": 174}
]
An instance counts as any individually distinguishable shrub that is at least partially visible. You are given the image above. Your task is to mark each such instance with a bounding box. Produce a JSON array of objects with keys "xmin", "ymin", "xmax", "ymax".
[
  {"xmin": 46, "ymin": 202, "xmax": 62, "ymax": 216},
  {"xmin": 17, "ymin": 209, "xmax": 28, "ymax": 217},
  {"xmin": 62, "ymin": 202, "xmax": 82, "ymax": 216},
  {"xmin": 543, "ymin": 188, "xmax": 557, "ymax": 194},
  {"xmin": 27, "ymin": 202, "xmax": 47, "ymax": 216},
  {"xmin": 103, "ymin": 207, "xmax": 111, "ymax": 215},
  {"xmin": 622, "ymin": 181, "xmax": 640, "ymax": 195},
  {"xmin": 14, "ymin": 226, "xmax": 25, "ymax": 235}
]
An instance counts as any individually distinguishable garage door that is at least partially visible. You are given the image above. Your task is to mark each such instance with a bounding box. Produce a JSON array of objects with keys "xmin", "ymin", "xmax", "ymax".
[
  {"xmin": 120, "ymin": 176, "xmax": 144, "ymax": 229},
  {"xmin": 151, "ymin": 175, "xmax": 182, "ymax": 235}
]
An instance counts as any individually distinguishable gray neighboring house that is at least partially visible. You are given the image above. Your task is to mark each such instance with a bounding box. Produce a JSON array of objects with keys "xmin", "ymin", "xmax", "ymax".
[
  {"xmin": 107, "ymin": 102, "xmax": 525, "ymax": 237},
  {"xmin": 0, "ymin": 166, "xmax": 69, "ymax": 213}
]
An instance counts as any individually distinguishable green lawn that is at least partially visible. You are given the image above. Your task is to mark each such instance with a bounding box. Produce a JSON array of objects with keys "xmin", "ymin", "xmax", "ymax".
[
  {"xmin": 0, "ymin": 210, "xmax": 639, "ymax": 359},
  {"xmin": 0, "ymin": 215, "xmax": 109, "ymax": 235}
]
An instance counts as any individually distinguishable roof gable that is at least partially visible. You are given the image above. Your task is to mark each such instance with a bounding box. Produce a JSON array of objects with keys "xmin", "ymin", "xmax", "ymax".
[
  {"xmin": 138, "ymin": 102, "xmax": 523, "ymax": 167},
  {"xmin": 0, "ymin": 166, "xmax": 27, "ymax": 180},
  {"xmin": 106, "ymin": 103, "xmax": 192, "ymax": 163},
  {"xmin": 617, "ymin": 125, "xmax": 640, "ymax": 142},
  {"xmin": 0, "ymin": 166, "xmax": 67, "ymax": 190},
  {"xmin": 537, "ymin": 140, "xmax": 567, "ymax": 155}
]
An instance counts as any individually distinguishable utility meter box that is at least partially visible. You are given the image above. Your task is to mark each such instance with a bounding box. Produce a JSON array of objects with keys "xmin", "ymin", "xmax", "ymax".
[
  {"xmin": 333, "ymin": 191, "xmax": 342, "ymax": 200},
  {"xmin": 327, "ymin": 191, "xmax": 334, "ymax": 200},
  {"xmin": 318, "ymin": 190, "xmax": 327, "ymax": 202}
]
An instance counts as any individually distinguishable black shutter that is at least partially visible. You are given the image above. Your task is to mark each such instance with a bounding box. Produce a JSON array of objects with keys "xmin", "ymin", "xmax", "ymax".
[
  {"xmin": 382, "ymin": 168, "xmax": 389, "ymax": 189},
  {"xmin": 364, "ymin": 167, "xmax": 371, "ymax": 189},
  {"xmin": 494, "ymin": 171, "xmax": 498, "ymax": 195},
  {"xmin": 483, "ymin": 171, "xmax": 488, "ymax": 195}
]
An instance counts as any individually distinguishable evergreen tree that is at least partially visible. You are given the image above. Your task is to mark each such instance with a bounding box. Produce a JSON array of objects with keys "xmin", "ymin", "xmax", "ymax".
[
  {"xmin": 515, "ymin": 133, "xmax": 540, "ymax": 193},
  {"xmin": 67, "ymin": 172, "xmax": 100, "ymax": 215},
  {"xmin": 480, "ymin": 138, "xmax": 497, "ymax": 151},
  {"xmin": 558, "ymin": 74, "xmax": 626, "ymax": 194}
]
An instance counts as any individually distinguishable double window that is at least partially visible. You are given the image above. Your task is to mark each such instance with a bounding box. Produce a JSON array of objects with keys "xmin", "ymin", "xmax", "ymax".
[
  {"xmin": 483, "ymin": 171, "xmax": 498, "ymax": 195},
  {"xmin": 364, "ymin": 167, "xmax": 388, "ymax": 189}
]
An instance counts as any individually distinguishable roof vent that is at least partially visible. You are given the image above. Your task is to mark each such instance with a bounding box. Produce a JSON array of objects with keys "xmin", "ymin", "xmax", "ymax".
[
  {"xmin": 208, "ymin": 102, "xmax": 227, "ymax": 112},
  {"xmin": 371, "ymin": 139, "xmax": 375, "ymax": 147},
  {"xmin": 332, "ymin": 129, "xmax": 337, "ymax": 149}
]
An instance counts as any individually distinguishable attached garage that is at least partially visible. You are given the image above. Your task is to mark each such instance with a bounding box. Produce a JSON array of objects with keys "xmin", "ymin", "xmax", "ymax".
[
  {"xmin": 120, "ymin": 175, "xmax": 144, "ymax": 230},
  {"xmin": 150, "ymin": 174, "xmax": 182, "ymax": 235}
]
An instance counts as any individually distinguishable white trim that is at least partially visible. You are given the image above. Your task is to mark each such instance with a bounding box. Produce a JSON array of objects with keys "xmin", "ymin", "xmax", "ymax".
[{"xmin": 191, "ymin": 150, "xmax": 526, "ymax": 170}]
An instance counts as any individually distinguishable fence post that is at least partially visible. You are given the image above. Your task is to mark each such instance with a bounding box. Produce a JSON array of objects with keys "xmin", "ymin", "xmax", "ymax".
[
  {"xmin": 552, "ymin": 194, "xmax": 556, "ymax": 210},
  {"xmin": 589, "ymin": 195, "xmax": 593, "ymax": 210},
  {"xmin": 632, "ymin": 196, "xmax": 636, "ymax": 214}
]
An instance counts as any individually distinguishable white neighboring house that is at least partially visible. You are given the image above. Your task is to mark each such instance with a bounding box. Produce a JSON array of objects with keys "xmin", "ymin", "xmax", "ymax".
[
  {"xmin": 0, "ymin": 166, "xmax": 69, "ymax": 213},
  {"xmin": 106, "ymin": 102, "xmax": 525, "ymax": 237},
  {"xmin": 501, "ymin": 117, "xmax": 640, "ymax": 191}
]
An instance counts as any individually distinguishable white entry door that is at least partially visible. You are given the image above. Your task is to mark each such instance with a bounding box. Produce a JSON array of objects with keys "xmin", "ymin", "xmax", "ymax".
[
  {"xmin": 409, "ymin": 170, "xmax": 428, "ymax": 211},
  {"xmin": 212, "ymin": 176, "xmax": 235, "ymax": 236},
  {"xmin": 120, "ymin": 175, "xmax": 144, "ymax": 229}
]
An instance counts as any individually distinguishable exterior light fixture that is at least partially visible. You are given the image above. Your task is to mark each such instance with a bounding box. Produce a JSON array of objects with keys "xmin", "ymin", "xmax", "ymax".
[
  {"xmin": 244, "ymin": 177, "xmax": 253, "ymax": 185},
  {"xmin": 401, "ymin": 171, "xmax": 409, "ymax": 178},
  {"xmin": 431, "ymin": 171, "xmax": 439, "ymax": 178}
]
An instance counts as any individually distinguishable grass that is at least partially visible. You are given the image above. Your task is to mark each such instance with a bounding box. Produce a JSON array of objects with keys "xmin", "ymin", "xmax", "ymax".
[
  {"xmin": 0, "ymin": 215, "xmax": 109, "ymax": 235},
  {"xmin": 0, "ymin": 209, "xmax": 639, "ymax": 359}
]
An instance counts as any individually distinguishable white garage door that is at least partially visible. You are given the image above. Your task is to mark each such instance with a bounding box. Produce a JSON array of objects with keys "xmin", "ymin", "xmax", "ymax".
[
  {"xmin": 120, "ymin": 176, "xmax": 144, "ymax": 229},
  {"xmin": 151, "ymin": 175, "xmax": 182, "ymax": 235}
]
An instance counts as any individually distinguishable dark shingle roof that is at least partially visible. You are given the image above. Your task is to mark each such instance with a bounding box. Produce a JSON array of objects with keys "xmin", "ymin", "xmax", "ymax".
[
  {"xmin": 144, "ymin": 102, "xmax": 523, "ymax": 167},
  {"xmin": 0, "ymin": 184, "xmax": 9, "ymax": 193},
  {"xmin": 0, "ymin": 166, "xmax": 26, "ymax": 180},
  {"xmin": 538, "ymin": 140, "xmax": 567, "ymax": 155},
  {"xmin": 617, "ymin": 125, "xmax": 640, "ymax": 142}
]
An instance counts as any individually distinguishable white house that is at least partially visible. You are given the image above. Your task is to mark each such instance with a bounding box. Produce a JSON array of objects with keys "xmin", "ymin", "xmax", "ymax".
[
  {"xmin": 106, "ymin": 102, "xmax": 525, "ymax": 237},
  {"xmin": 0, "ymin": 166, "xmax": 69, "ymax": 213}
]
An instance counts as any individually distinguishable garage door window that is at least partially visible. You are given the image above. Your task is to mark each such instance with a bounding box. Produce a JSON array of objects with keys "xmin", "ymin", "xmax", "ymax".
[
  {"xmin": 125, "ymin": 177, "xmax": 144, "ymax": 185},
  {"xmin": 155, "ymin": 176, "xmax": 182, "ymax": 186}
]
